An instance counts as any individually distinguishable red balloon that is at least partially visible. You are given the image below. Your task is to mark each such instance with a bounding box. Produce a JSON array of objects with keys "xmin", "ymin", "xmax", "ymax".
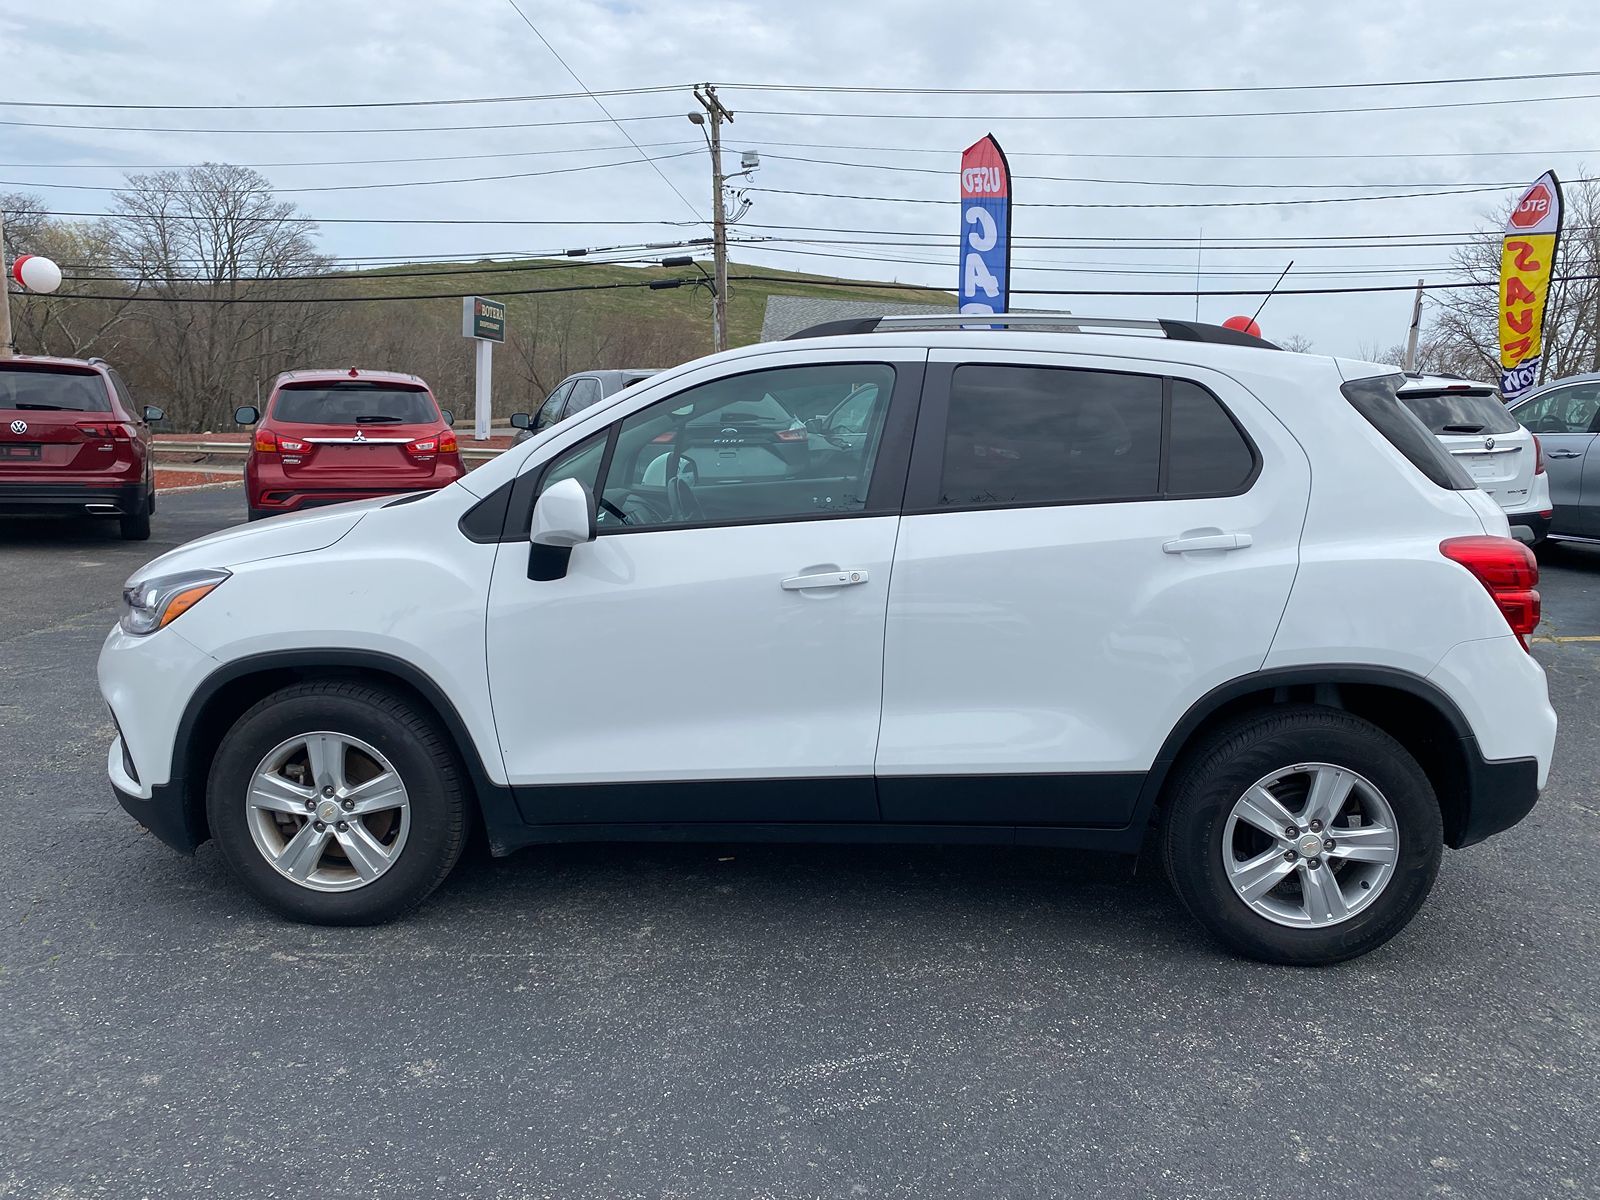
[{"xmin": 1222, "ymin": 315, "xmax": 1262, "ymax": 337}]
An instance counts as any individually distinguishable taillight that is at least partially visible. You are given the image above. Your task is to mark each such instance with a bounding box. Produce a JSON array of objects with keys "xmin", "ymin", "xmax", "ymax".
[
  {"xmin": 651, "ymin": 431, "xmax": 676, "ymax": 444},
  {"xmin": 254, "ymin": 429, "xmax": 279, "ymax": 453},
  {"xmin": 438, "ymin": 429, "xmax": 458, "ymax": 455},
  {"xmin": 1440, "ymin": 535, "xmax": 1540, "ymax": 649},
  {"xmin": 1532, "ymin": 433, "xmax": 1546, "ymax": 475},
  {"xmin": 405, "ymin": 435, "xmax": 440, "ymax": 460},
  {"xmin": 774, "ymin": 428, "xmax": 808, "ymax": 442},
  {"xmin": 77, "ymin": 422, "xmax": 136, "ymax": 441},
  {"xmin": 278, "ymin": 437, "xmax": 309, "ymax": 454}
]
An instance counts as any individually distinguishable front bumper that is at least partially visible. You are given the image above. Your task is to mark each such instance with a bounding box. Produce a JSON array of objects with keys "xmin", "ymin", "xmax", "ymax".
[
  {"xmin": 111, "ymin": 743, "xmax": 202, "ymax": 853},
  {"xmin": 0, "ymin": 479, "xmax": 144, "ymax": 515}
]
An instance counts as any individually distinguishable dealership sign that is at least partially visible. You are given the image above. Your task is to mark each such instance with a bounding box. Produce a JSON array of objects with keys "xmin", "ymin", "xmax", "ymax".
[
  {"xmin": 462, "ymin": 295, "xmax": 506, "ymax": 343},
  {"xmin": 959, "ymin": 135, "xmax": 1012, "ymax": 318},
  {"xmin": 1498, "ymin": 171, "xmax": 1563, "ymax": 400}
]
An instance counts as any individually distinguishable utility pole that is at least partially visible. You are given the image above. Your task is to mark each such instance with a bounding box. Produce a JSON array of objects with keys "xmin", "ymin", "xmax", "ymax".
[
  {"xmin": 1402, "ymin": 279, "xmax": 1425, "ymax": 373},
  {"xmin": 691, "ymin": 84, "xmax": 734, "ymax": 354},
  {"xmin": 0, "ymin": 209, "xmax": 14, "ymax": 360}
]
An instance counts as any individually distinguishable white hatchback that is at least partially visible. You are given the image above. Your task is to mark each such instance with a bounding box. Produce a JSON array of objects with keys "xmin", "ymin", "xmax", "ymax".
[
  {"xmin": 99, "ymin": 315, "xmax": 1557, "ymax": 965},
  {"xmin": 1398, "ymin": 374, "xmax": 1551, "ymax": 543}
]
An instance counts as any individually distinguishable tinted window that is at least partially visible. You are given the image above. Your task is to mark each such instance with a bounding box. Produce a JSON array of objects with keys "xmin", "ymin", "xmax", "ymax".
[
  {"xmin": 1342, "ymin": 374, "xmax": 1474, "ymax": 490},
  {"xmin": 1514, "ymin": 383, "xmax": 1600, "ymax": 435},
  {"xmin": 939, "ymin": 365, "xmax": 1162, "ymax": 507},
  {"xmin": 0, "ymin": 365, "xmax": 112, "ymax": 413},
  {"xmin": 108, "ymin": 370, "xmax": 137, "ymax": 413},
  {"xmin": 570, "ymin": 378, "xmax": 604, "ymax": 412},
  {"xmin": 1167, "ymin": 380, "xmax": 1257, "ymax": 496},
  {"xmin": 597, "ymin": 363, "xmax": 896, "ymax": 529},
  {"xmin": 535, "ymin": 382, "xmax": 576, "ymax": 431},
  {"xmin": 272, "ymin": 383, "xmax": 437, "ymax": 425},
  {"xmin": 1399, "ymin": 388, "xmax": 1518, "ymax": 435}
]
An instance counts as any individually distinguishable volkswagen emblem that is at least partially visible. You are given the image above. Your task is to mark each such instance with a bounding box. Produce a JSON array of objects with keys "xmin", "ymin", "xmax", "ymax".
[
  {"xmin": 353, "ymin": 429, "xmax": 367, "ymax": 443},
  {"xmin": 1485, "ymin": 437, "xmax": 1496, "ymax": 451},
  {"xmin": 8, "ymin": 419, "xmax": 25, "ymax": 435}
]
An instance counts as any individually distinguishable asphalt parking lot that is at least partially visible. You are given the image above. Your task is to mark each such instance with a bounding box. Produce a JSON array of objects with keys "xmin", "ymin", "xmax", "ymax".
[{"xmin": 2, "ymin": 486, "xmax": 1597, "ymax": 1199}]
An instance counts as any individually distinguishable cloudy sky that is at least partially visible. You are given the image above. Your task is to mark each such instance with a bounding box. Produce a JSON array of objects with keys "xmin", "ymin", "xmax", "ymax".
[{"xmin": 3, "ymin": 0, "xmax": 1598, "ymax": 356}]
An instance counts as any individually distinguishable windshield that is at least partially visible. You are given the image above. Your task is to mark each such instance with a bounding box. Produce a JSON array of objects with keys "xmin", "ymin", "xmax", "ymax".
[
  {"xmin": 272, "ymin": 382, "xmax": 438, "ymax": 425},
  {"xmin": 0, "ymin": 365, "xmax": 112, "ymax": 412},
  {"xmin": 1399, "ymin": 389, "xmax": 1518, "ymax": 435}
]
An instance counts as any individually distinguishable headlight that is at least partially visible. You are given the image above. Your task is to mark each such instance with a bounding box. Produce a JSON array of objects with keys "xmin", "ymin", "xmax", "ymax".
[{"xmin": 120, "ymin": 568, "xmax": 230, "ymax": 635}]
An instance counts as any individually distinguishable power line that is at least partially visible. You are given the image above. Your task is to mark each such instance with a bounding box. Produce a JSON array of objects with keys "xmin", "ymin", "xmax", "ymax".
[
  {"xmin": 742, "ymin": 91, "xmax": 1600, "ymax": 122},
  {"xmin": 0, "ymin": 151, "xmax": 701, "ymax": 195},
  {"xmin": 0, "ymin": 85, "xmax": 694, "ymax": 111},
  {"xmin": 0, "ymin": 113, "xmax": 682, "ymax": 135},
  {"xmin": 752, "ymin": 179, "xmax": 1593, "ymax": 210},
  {"xmin": 756, "ymin": 152, "xmax": 1558, "ymax": 191},
  {"xmin": 499, "ymin": 0, "xmax": 707, "ymax": 227},
  {"xmin": 719, "ymin": 69, "xmax": 1600, "ymax": 97},
  {"xmin": 751, "ymin": 138, "xmax": 1600, "ymax": 163},
  {"xmin": 0, "ymin": 140, "xmax": 704, "ymax": 171}
]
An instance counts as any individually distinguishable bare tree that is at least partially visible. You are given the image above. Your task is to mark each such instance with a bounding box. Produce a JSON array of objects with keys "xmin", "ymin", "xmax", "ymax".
[
  {"xmin": 1278, "ymin": 333, "xmax": 1315, "ymax": 354},
  {"xmin": 104, "ymin": 164, "xmax": 330, "ymax": 429}
]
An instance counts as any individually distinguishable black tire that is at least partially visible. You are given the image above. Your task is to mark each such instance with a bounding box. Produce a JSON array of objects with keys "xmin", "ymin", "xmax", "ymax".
[
  {"xmin": 247, "ymin": 507, "xmax": 269, "ymax": 522},
  {"xmin": 1160, "ymin": 705, "xmax": 1443, "ymax": 966},
  {"xmin": 206, "ymin": 681, "xmax": 469, "ymax": 924},
  {"xmin": 148, "ymin": 485, "xmax": 156, "ymax": 516},
  {"xmin": 119, "ymin": 495, "xmax": 151, "ymax": 541}
]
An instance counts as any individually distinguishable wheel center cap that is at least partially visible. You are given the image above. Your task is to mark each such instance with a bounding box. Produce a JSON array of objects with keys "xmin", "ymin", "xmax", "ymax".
[
  {"xmin": 1298, "ymin": 833, "xmax": 1323, "ymax": 858},
  {"xmin": 316, "ymin": 800, "xmax": 341, "ymax": 824}
]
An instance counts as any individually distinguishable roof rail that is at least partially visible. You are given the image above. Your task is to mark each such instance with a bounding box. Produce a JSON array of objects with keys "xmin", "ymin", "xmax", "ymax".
[
  {"xmin": 86, "ymin": 356, "xmax": 108, "ymax": 366},
  {"xmin": 784, "ymin": 312, "xmax": 1279, "ymax": 349}
]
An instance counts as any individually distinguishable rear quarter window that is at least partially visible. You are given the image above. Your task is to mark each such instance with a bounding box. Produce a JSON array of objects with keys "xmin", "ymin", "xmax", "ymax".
[{"xmin": 1343, "ymin": 374, "xmax": 1475, "ymax": 490}]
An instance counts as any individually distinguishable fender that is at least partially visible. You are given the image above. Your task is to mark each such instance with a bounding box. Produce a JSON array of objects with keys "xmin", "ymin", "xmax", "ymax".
[
  {"xmin": 171, "ymin": 648, "xmax": 526, "ymax": 854},
  {"xmin": 1127, "ymin": 663, "xmax": 1476, "ymax": 833}
]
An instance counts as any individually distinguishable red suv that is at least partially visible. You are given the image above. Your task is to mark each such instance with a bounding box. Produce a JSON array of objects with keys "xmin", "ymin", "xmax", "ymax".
[
  {"xmin": 0, "ymin": 355, "xmax": 162, "ymax": 540},
  {"xmin": 238, "ymin": 368, "xmax": 464, "ymax": 520}
]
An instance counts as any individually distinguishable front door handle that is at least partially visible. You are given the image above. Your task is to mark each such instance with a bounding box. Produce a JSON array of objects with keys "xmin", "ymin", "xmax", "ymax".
[
  {"xmin": 1162, "ymin": 532, "xmax": 1253, "ymax": 554},
  {"xmin": 782, "ymin": 569, "xmax": 869, "ymax": 590},
  {"xmin": 1548, "ymin": 449, "xmax": 1583, "ymax": 459}
]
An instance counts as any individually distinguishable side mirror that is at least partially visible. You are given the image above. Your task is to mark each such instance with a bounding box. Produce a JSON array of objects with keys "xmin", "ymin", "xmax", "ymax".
[
  {"xmin": 439, "ymin": 408, "xmax": 454, "ymax": 426},
  {"xmin": 235, "ymin": 405, "xmax": 260, "ymax": 425},
  {"xmin": 143, "ymin": 405, "xmax": 165, "ymax": 423},
  {"xmin": 509, "ymin": 411, "xmax": 532, "ymax": 430},
  {"xmin": 528, "ymin": 477, "xmax": 596, "ymax": 581}
]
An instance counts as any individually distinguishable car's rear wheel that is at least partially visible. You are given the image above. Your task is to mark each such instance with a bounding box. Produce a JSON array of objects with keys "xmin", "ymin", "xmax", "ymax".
[
  {"xmin": 1160, "ymin": 705, "xmax": 1442, "ymax": 966},
  {"xmin": 206, "ymin": 681, "xmax": 468, "ymax": 924}
]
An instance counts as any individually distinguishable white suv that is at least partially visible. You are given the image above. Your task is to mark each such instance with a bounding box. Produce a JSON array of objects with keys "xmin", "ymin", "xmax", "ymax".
[
  {"xmin": 99, "ymin": 315, "xmax": 1557, "ymax": 965},
  {"xmin": 1398, "ymin": 373, "xmax": 1552, "ymax": 543}
]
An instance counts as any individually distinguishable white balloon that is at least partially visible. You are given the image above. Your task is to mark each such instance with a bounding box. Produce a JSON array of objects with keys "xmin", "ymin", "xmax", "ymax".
[{"xmin": 16, "ymin": 255, "xmax": 63, "ymax": 294}]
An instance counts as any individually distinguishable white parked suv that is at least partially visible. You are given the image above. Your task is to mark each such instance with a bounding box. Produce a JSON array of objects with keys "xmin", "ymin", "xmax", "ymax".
[
  {"xmin": 99, "ymin": 315, "xmax": 1557, "ymax": 965},
  {"xmin": 1398, "ymin": 373, "xmax": 1552, "ymax": 544}
]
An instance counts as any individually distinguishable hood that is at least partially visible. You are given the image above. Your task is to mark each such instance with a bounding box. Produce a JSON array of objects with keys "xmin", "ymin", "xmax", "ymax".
[{"xmin": 128, "ymin": 495, "xmax": 393, "ymax": 582}]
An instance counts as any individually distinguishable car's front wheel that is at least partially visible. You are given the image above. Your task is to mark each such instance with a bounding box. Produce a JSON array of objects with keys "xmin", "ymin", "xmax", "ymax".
[
  {"xmin": 206, "ymin": 681, "xmax": 468, "ymax": 924},
  {"xmin": 1160, "ymin": 706, "xmax": 1443, "ymax": 966}
]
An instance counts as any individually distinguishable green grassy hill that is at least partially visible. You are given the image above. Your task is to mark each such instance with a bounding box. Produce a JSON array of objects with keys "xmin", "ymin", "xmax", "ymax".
[{"xmin": 333, "ymin": 256, "xmax": 946, "ymax": 348}]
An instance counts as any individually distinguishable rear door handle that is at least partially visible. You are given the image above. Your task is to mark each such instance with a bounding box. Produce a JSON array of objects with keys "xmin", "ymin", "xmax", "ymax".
[
  {"xmin": 1162, "ymin": 532, "xmax": 1253, "ymax": 554},
  {"xmin": 782, "ymin": 569, "xmax": 869, "ymax": 590},
  {"xmin": 1548, "ymin": 449, "xmax": 1583, "ymax": 459}
]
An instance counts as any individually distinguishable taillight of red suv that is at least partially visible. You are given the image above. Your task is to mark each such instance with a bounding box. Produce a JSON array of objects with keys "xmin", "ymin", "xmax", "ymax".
[
  {"xmin": 1440, "ymin": 536, "xmax": 1540, "ymax": 649},
  {"xmin": 404, "ymin": 429, "xmax": 458, "ymax": 462},
  {"xmin": 253, "ymin": 430, "xmax": 310, "ymax": 455}
]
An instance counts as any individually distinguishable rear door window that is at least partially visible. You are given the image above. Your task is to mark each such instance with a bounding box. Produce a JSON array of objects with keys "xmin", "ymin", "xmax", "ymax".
[
  {"xmin": 272, "ymin": 382, "xmax": 437, "ymax": 425},
  {"xmin": 0, "ymin": 365, "xmax": 113, "ymax": 412},
  {"xmin": 1514, "ymin": 383, "xmax": 1600, "ymax": 435},
  {"xmin": 1399, "ymin": 388, "xmax": 1518, "ymax": 435}
]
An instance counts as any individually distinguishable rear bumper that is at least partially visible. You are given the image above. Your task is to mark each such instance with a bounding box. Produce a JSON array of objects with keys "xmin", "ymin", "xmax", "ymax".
[
  {"xmin": 1452, "ymin": 749, "xmax": 1540, "ymax": 848},
  {"xmin": 249, "ymin": 473, "xmax": 461, "ymax": 514},
  {"xmin": 0, "ymin": 479, "xmax": 144, "ymax": 515}
]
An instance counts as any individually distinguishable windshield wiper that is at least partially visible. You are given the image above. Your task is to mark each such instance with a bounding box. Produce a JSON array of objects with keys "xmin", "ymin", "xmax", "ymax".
[
  {"xmin": 354, "ymin": 414, "xmax": 405, "ymax": 423},
  {"xmin": 1443, "ymin": 423, "xmax": 1486, "ymax": 434},
  {"xmin": 11, "ymin": 402, "xmax": 73, "ymax": 411}
]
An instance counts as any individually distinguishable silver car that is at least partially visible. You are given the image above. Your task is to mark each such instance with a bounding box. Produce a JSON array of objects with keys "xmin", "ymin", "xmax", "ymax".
[
  {"xmin": 1505, "ymin": 372, "xmax": 1600, "ymax": 542},
  {"xmin": 510, "ymin": 369, "xmax": 658, "ymax": 444}
]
